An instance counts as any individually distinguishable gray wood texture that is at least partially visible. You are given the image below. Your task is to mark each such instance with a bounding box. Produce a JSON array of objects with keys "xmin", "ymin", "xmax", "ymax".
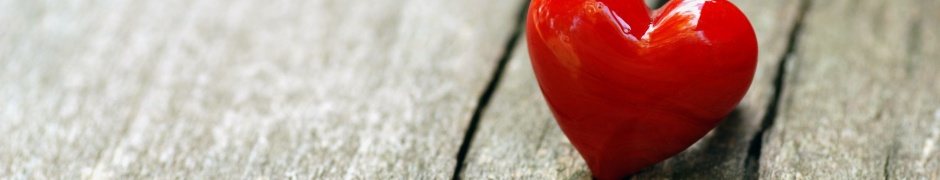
[
  {"xmin": 460, "ymin": 38, "xmax": 592, "ymax": 180},
  {"xmin": 0, "ymin": 0, "xmax": 526, "ymax": 178},
  {"xmin": 3, "ymin": 0, "xmax": 940, "ymax": 179},
  {"xmin": 761, "ymin": 0, "xmax": 940, "ymax": 178},
  {"xmin": 461, "ymin": 0, "xmax": 806, "ymax": 179}
]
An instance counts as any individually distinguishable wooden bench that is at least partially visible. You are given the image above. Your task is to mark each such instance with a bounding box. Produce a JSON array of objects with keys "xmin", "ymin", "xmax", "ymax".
[{"xmin": 1, "ymin": 0, "xmax": 937, "ymax": 179}]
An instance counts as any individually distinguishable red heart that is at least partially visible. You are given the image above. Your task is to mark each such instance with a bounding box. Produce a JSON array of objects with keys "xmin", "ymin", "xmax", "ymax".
[{"xmin": 526, "ymin": 0, "xmax": 757, "ymax": 178}]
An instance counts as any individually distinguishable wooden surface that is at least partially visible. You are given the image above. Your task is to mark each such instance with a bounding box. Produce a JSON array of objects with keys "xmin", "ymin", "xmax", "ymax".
[
  {"xmin": 1, "ymin": 0, "xmax": 939, "ymax": 179},
  {"xmin": 0, "ymin": 0, "xmax": 526, "ymax": 178},
  {"xmin": 460, "ymin": 37, "xmax": 591, "ymax": 179},
  {"xmin": 761, "ymin": 0, "xmax": 940, "ymax": 178}
]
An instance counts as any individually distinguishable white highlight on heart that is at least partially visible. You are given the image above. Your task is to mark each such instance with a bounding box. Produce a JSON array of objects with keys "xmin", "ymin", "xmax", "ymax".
[{"xmin": 642, "ymin": 0, "xmax": 706, "ymax": 42}]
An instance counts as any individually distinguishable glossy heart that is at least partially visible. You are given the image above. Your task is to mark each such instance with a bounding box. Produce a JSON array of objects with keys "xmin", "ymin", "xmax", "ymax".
[{"xmin": 526, "ymin": 0, "xmax": 757, "ymax": 178}]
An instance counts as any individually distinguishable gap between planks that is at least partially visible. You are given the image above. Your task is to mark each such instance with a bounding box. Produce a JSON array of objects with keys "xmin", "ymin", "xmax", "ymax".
[
  {"xmin": 743, "ymin": 0, "xmax": 812, "ymax": 178},
  {"xmin": 451, "ymin": 1, "xmax": 531, "ymax": 179}
]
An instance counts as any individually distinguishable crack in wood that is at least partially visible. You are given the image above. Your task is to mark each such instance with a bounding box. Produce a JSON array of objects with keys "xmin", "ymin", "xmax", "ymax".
[
  {"xmin": 904, "ymin": 6, "xmax": 923, "ymax": 79},
  {"xmin": 884, "ymin": 140, "xmax": 901, "ymax": 180},
  {"xmin": 884, "ymin": 148, "xmax": 892, "ymax": 180},
  {"xmin": 743, "ymin": 0, "xmax": 812, "ymax": 179},
  {"xmin": 451, "ymin": 1, "xmax": 530, "ymax": 179},
  {"xmin": 533, "ymin": 118, "xmax": 554, "ymax": 152}
]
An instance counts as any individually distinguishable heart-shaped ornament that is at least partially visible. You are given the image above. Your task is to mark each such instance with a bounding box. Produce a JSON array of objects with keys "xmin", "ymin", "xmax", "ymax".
[{"xmin": 526, "ymin": 0, "xmax": 757, "ymax": 178}]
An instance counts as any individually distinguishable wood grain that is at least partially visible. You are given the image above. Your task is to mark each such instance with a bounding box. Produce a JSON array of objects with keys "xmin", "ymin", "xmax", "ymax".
[
  {"xmin": 460, "ymin": 37, "xmax": 592, "ymax": 180},
  {"xmin": 761, "ymin": 0, "xmax": 940, "ymax": 178},
  {"xmin": 460, "ymin": 0, "xmax": 805, "ymax": 179},
  {"xmin": 0, "ymin": 0, "xmax": 526, "ymax": 178}
]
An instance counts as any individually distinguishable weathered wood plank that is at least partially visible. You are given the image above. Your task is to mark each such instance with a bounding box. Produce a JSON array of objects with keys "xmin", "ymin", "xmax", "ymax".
[
  {"xmin": 761, "ymin": 0, "xmax": 940, "ymax": 178},
  {"xmin": 461, "ymin": 0, "xmax": 804, "ymax": 179},
  {"xmin": 461, "ymin": 37, "xmax": 592, "ymax": 180},
  {"xmin": 0, "ymin": 0, "xmax": 526, "ymax": 178}
]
